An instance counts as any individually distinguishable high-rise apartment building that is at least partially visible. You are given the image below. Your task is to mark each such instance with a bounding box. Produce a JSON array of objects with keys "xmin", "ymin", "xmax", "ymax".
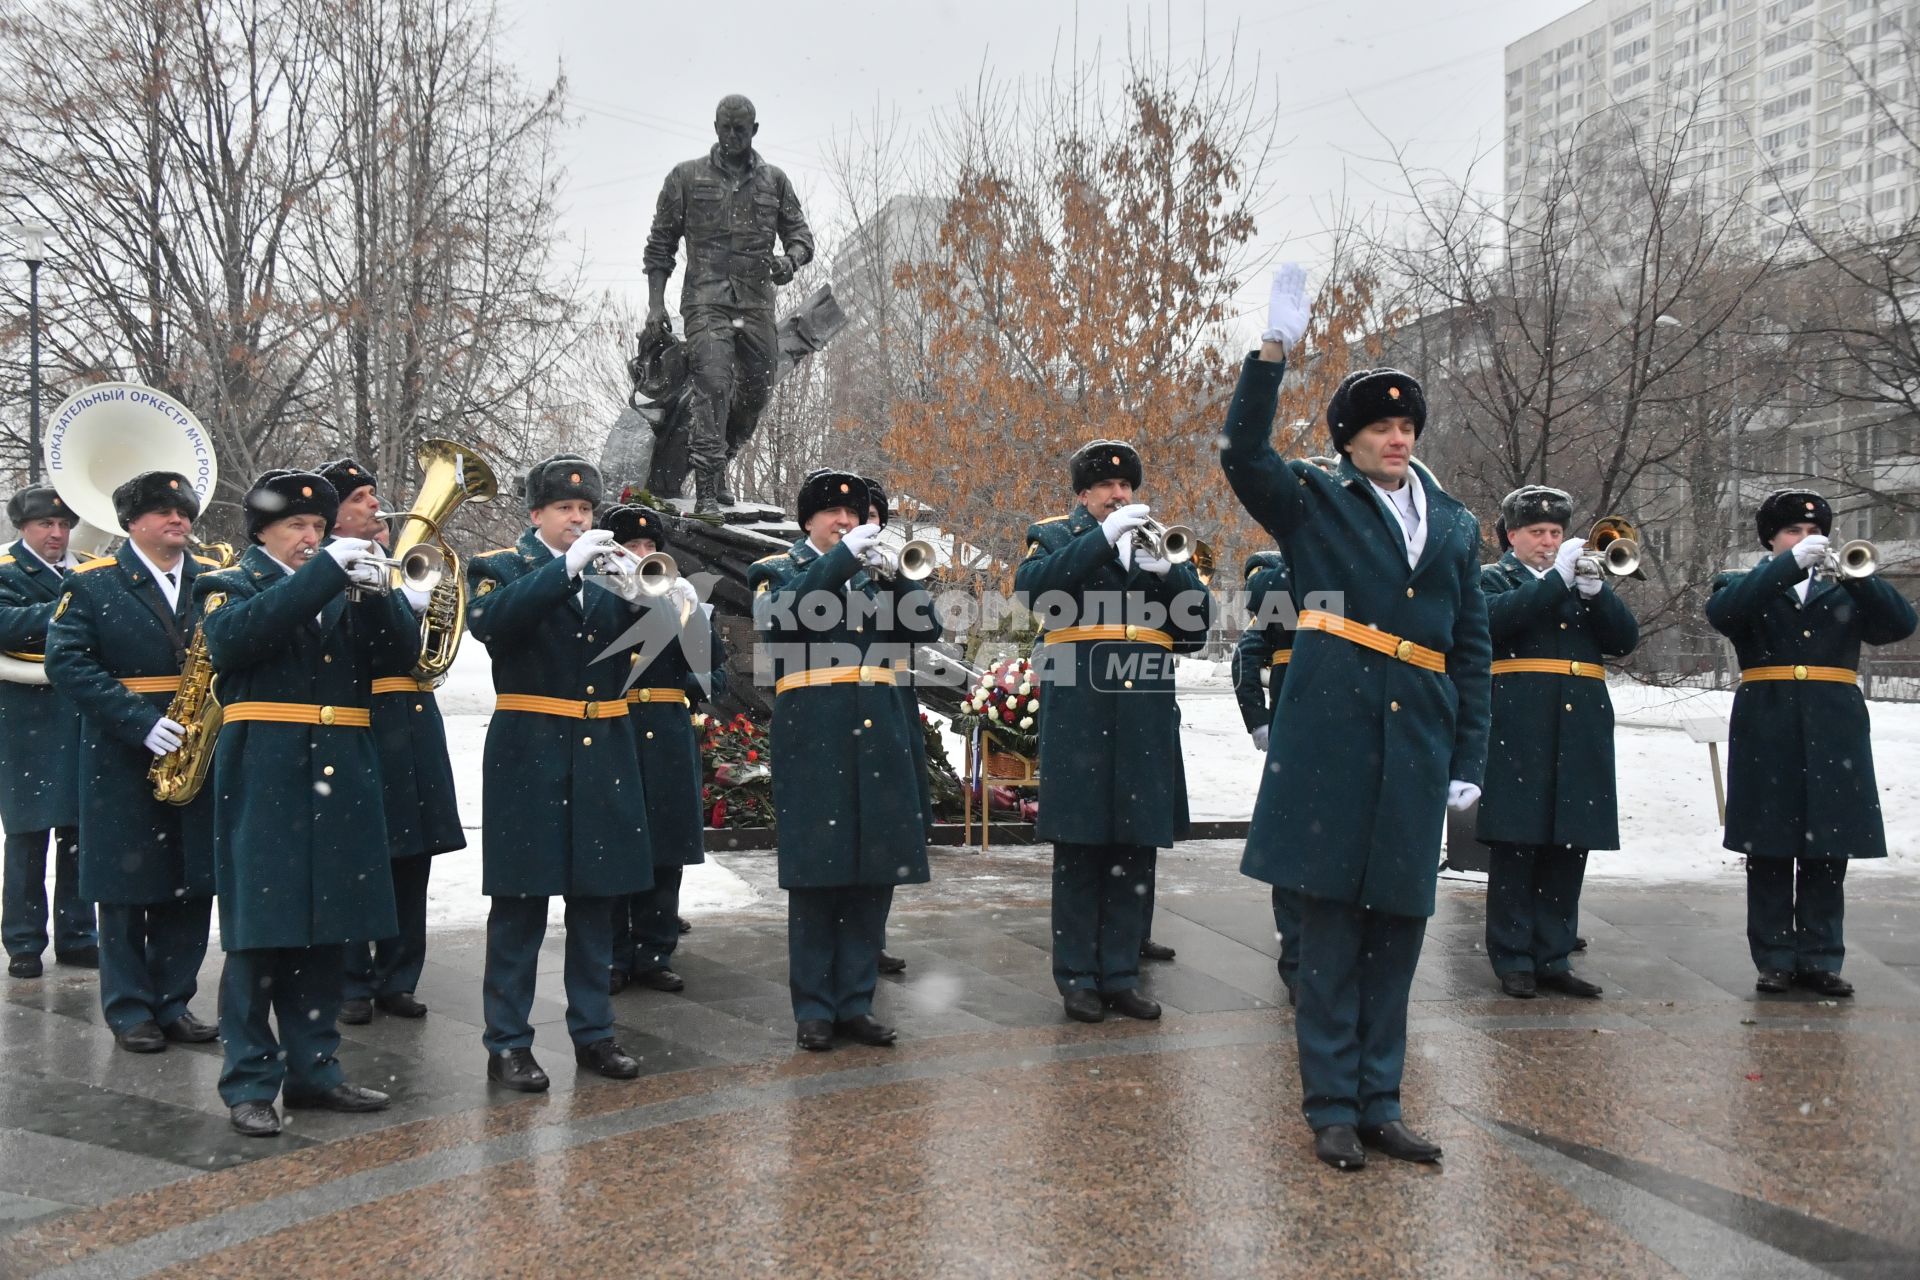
[{"xmin": 1505, "ymin": 0, "xmax": 1918, "ymax": 227}]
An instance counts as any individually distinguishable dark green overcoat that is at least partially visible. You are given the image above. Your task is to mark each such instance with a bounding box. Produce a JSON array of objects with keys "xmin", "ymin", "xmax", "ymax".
[
  {"xmin": 1219, "ymin": 352, "xmax": 1492, "ymax": 919},
  {"xmin": 1231, "ymin": 551, "xmax": 1296, "ymax": 732},
  {"xmin": 0, "ymin": 541, "xmax": 81, "ymax": 831},
  {"xmin": 749, "ymin": 538, "xmax": 936, "ymax": 889},
  {"xmin": 1474, "ymin": 552, "xmax": 1638, "ymax": 851},
  {"xmin": 1012, "ymin": 505, "xmax": 1213, "ymax": 849},
  {"xmin": 465, "ymin": 529, "xmax": 653, "ymax": 898},
  {"xmin": 371, "ymin": 683, "xmax": 466, "ymax": 861},
  {"xmin": 45, "ymin": 544, "xmax": 216, "ymax": 904},
  {"xmin": 1706, "ymin": 549, "xmax": 1917, "ymax": 861},
  {"xmin": 624, "ymin": 601, "xmax": 726, "ymax": 868},
  {"xmin": 194, "ymin": 546, "xmax": 419, "ymax": 950}
]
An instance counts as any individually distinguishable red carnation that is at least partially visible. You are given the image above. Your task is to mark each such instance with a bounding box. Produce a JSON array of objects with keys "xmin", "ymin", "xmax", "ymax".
[{"xmin": 746, "ymin": 749, "xmax": 758, "ymax": 762}]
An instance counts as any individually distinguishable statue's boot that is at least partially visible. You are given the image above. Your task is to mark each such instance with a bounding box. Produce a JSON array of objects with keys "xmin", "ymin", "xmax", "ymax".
[
  {"xmin": 714, "ymin": 455, "xmax": 737, "ymax": 507},
  {"xmin": 694, "ymin": 467, "xmax": 721, "ymax": 518}
]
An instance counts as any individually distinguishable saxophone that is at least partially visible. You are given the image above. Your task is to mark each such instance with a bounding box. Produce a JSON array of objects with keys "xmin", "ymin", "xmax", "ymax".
[{"xmin": 148, "ymin": 538, "xmax": 237, "ymax": 806}]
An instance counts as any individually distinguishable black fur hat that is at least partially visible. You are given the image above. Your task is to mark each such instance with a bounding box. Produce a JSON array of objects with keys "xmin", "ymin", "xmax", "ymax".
[
  {"xmin": 1757, "ymin": 489, "xmax": 1831, "ymax": 548},
  {"xmin": 111, "ymin": 472, "xmax": 199, "ymax": 528},
  {"xmin": 244, "ymin": 470, "xmax": 339, "ymax": 543},
  {"xmin": 317, "ymin": 458, "xmax": 377, "ymax": 503},
  {"xmin": 599, "ymin": 503, "xmax": 669, "ymax": 550},
  {"xmin": 525, "ymin": 454, "xmax": 604, "ymax": 509},
  {"xmin": 862, "ymin": 475, "xmax": 890, "ymax": 526},
  {"xmin": 1068, "ymin": 440, "xmax": 1143, "ymax": 493},
  {"xmin": 1500, "ymin": 485, "xmax": 1574, "ymax": 534},
  {"xmin": 796, "ymin": 468, "xmax": 867, "ymax": 526},
  {"xmin": 1326, "ymin": 368, "xmax": 1426, "ymax": 453}
]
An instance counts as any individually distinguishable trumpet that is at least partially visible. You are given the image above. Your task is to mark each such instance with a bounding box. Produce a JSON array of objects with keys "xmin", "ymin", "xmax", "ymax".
[
  {"xmin": 344, "ymin": 541, "xmax": 447, "ymax": 602},
  {"xmin": 1135, "ymin": 518, "xmax": 1196, "ymax": 565},
  {"xmin": 866, "ymin": 538, "xmax": 937, "ymax": 582},
  {"xmin": 1818, "ymin": 538, "xmax": 1877, "ymax": 581},
  {"xmin": 1575, "ymin": 516, "xmax": 1641, "ymax": 579}
]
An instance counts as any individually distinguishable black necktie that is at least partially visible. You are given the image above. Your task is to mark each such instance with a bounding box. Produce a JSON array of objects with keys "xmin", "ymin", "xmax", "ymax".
[{"xmin": 165, "ymin": 570, "xmax": 177, "ymax": 587}]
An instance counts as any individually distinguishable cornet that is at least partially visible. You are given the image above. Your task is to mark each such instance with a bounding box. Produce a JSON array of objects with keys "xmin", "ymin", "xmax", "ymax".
[
  {"xmin": 1817, "ymin": 538, "xmax": 1877, "ymax": 581},
  {"xmin": 1135, "ymin": 518, "xmax": 1196, "ymax": 565},
  {"xmin": 345, "ymin": 541, "xmax": 447, "ymax": 602},
  {"xmin": 869, "ymin": 538, "xmax": 937, "ymax": 582},
  {"xmin": 1575, "ymin": 516, "xmax": 1641, "ymax": 579}
]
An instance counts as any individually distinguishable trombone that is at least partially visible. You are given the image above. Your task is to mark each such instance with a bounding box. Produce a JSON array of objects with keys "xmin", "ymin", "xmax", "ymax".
[{"xmin": 1575, "ymin": 516, "xmax": 1642, "ymax": 579}]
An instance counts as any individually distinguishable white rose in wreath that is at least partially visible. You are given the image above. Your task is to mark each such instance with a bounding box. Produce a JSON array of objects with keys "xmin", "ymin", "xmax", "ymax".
[{"xmin": 1020, "ymin": 716, "xmax": 1034, "ymax": 730}]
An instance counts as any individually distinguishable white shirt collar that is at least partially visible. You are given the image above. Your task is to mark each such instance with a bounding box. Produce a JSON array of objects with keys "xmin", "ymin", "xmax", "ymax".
[
  {"xmin": 16, "ymin": 540, "xmax": 74, "ymax": 574},
  {"xmin": 128, "ymin": 542, "xmax": 186, "ymax": 608},
  {"xmin": 266, "ymin": 551, "xmax": 304, "ymax": 577},
  {"xmin": 1366, "ymin": 468, "xmax": 1427, "ymax": 567},
  {"xmin": 537, "ymin": 534, "xmax": 568, "ymax": 559}
]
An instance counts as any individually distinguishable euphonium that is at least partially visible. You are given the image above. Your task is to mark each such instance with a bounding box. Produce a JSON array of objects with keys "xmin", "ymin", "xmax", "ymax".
[
  {"xmin": 1576, "ymin": 516, "xmax": 1641, "ymax": 578},
  {"xmin": 149, "ymin": 538, "xmax": 240, "ymax": 806},
  {"xmin": 392, "ymin": 439, "xmax": 498, "ymax": 684}
]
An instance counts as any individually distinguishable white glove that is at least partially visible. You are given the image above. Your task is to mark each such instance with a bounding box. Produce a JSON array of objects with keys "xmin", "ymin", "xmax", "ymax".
[
  {"xmin": 1790, "ymin": 533, "xmax": 1830, "ymax": 570},
  {"xmin": 1134, "ymin": 551, "xmax": 1173, "ymax": 576},
  {"xmin": 840, "ymin": 523, "xmax": 883, "ymax": 565},
  {"xmin": 564, "ymin": 528, "xmax": 617, "ymax": 577},
  {"xmin": 323, "ymin": 536, "xmax": 376, "ymax": 571},
  {"xmin": 401, "ymin": 582, "xmax": 434, "ymax": 613},
  {"xmin": 144, "ymin": 717, "xmax": 185, "ymax": 756},
  {"xmin": 1100, "ymin": 503, "xmax": 1151, "ymax": 545},
  {"xmin": 1115, "ymin": 529, "xmax": 1134, "ymax": 573},
  {"xmin": 668, "ymin": 578, "xmax": 700, "ymax": 614},
  {"xmin": 1251, "ymin": 724, "xmax": 1270, "ymax": 752},
  {"xmin": 347, "ymin": 558, "xmax": 388, "ymax": 591},
  {"xmin": 1576, "ymin": 573, "xmax": 1603, "ymax": 598},
  {"xmin": 1446, "ymin": 780, "xmax": 1482, "ymax": 812},
  {"xmin": 1263, "ymin": 262, "xmax": 1310, "ymax": 347},
  {"xmin": 1551, "ymin": 537, "xmax": 1586, "ymax": 588}
]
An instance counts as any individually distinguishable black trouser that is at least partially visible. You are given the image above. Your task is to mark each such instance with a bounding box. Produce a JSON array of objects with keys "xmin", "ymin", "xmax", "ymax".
[
  {"xmin": 98, "ymin": 898, "xmax": 212, "ymax": 1033},
  {"xmin": 344, "ymin": 855, "xmax": 433, "ymax": 1000},
  {"xmin": 2, "ymin": 827, "xmax": 91, "ymax": 959},
  {"xmin": 613, "ymin": 864, "xmax": 684, "ymax": 976},
  {"xmin": 787, "ymin": 885, "xmax": 892, "ymax": 1022},
  {"xmin": 1746, "ymin": 856, "xmax": 1846, "ymax": 974},
  {"xmin": 1051, "ymin": 842, "xmax": 1151, "ymax": 994},
  {"xmin": 1485, "ymin": 843, "xmax": 1588, "ymax": 978}
]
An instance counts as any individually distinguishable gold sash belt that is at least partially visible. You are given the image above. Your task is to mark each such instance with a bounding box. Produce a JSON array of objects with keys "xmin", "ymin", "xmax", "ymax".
[{"xmin": 1296, "ymin": 610, "xmax": 1446, "ymax": 673}]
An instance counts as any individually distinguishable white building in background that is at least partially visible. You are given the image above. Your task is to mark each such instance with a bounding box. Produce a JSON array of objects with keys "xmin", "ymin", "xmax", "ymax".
[
  {"xmin": 1505, "ymin": 0, "xmax": 1920, "ymax": 228},
  {"xmin": 1500, "ymin": 0, "xmax": 1920, "ymax": 598}
]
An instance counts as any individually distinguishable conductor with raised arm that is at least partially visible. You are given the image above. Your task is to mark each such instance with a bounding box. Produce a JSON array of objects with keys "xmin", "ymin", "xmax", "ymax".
[{"xmin": 1219, "ymin": 264, "xmax": 1492, "ymax": 1171}]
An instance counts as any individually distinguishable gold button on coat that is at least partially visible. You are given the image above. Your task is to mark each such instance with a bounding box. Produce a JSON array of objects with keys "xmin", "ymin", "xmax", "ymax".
[{"xmin": 319, "ymin": 705, "xmax": 336, "ymax": 725}]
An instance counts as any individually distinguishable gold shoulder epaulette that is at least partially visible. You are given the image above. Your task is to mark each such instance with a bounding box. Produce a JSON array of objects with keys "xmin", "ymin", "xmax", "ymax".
[
  {"xmin": 1034, "ymin": 514, "xmax": 1069, "ymax": 525},
  {"xmin": 750, "ymin": 552, "xmax": 790, "ymax": 567},
  {"xmin": 476, "ymin": 546, "xmax": 519, "ymax": 558},
  {"xmin": 74, "ymin": 556, "xmax": 117, "ymax": 573},
  {"xmin": 0, "ymin": 555, "xmax": 13, "ymax": 565}
]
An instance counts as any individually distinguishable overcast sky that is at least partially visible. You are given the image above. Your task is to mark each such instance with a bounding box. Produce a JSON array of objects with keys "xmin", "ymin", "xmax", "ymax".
[{"xmin": 496, "ymin": 0, "xmax": 1556, "ymax": 338}]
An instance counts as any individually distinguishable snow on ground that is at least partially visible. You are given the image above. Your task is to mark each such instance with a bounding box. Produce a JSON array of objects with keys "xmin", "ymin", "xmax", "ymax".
[
  {"xmin": 1167, "ymin": 656, "xmax": 1920, "ymax": 882},
  {"xmin": 424, "ymin": 643, "xmax": 758, "ymax": 929},
  {"xmin": 29, "ymin": 647, "xmax": 1916, "ymax": 932}
]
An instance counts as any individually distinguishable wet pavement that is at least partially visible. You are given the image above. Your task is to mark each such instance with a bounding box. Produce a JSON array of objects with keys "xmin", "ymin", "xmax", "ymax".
[{"xmin": 2, "ymin": 843, "xmax": 1918, "ymax": 1279}]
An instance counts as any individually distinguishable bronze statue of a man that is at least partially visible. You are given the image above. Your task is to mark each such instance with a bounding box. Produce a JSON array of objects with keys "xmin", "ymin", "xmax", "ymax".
[{"xmin": 644, "ymin": 94, "xmax": 815, "ymax": 515}]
